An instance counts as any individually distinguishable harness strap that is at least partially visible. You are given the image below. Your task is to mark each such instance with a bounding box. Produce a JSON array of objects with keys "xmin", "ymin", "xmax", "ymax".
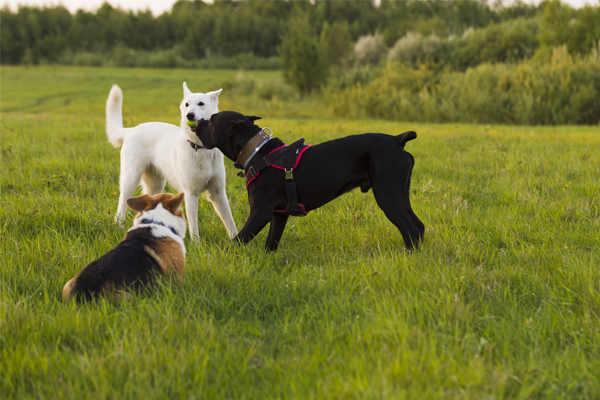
[
  {"xmin": 242, "ymin": 138, "xmax": 310, "ymax": 217},
  {"xmin": 244, "ymin": 140, "xmax": 302, "ymax": 183},
  {"xmin": 280, "ymin": 169, "xmax": 306, "ymax": 216}
]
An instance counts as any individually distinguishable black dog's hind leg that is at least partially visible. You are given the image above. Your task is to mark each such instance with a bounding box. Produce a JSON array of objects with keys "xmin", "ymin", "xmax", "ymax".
[
  {"xmin": 402, "ymin": 154, "xmax": 425, "ymax": 240},
  {"xmin": 265, "ymin": 213, "xmax": 289, "ymax": 251},
  {"xmin": 374, "ymin": 191, "xmax": 421, "ymax": 250}
]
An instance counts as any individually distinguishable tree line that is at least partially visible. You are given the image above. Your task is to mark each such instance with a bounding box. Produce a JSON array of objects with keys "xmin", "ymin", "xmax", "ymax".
[
  {"xmin": 2, "ymin": 0, "xmax": 599, "ymax": 124},
  {"xmin": 280, "ymin": 0, "xmax": 599, "ymax": 93},
  {"xmin": 0, "ymin": 0, "xmax": 548, "ymax": 66}
]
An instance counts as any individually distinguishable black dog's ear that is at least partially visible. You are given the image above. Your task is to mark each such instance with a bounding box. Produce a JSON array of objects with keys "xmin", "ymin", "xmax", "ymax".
[
  {"xmin": 248, "ymin": 116, "xmax": 262, "ymax": 122},
  {"xmin": 227, "ymin": 120, "xmax": 246, "ymax": 134}
]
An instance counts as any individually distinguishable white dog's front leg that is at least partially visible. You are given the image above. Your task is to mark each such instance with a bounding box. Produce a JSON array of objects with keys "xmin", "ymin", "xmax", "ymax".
[
  {"xmin": 115, "ymin": 170, "xmax": 142, "ymax": 226},
  {"xmin": 184, "ymin": 193, "xmax": 201, "ymax": 243},
  {"xmin": 207, "ymin": 187, "xmax": 238, "ymax": 239},
  {"xmin": 115, "ymin": 196, "xmax": 129, "ymax": 227}
]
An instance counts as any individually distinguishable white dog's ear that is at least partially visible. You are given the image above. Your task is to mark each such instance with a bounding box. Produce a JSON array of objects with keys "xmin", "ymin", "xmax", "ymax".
[
  {"xmin": 183, "ymin": 82, "xmax": 192, "ymax": 99},
  {"xmin": 208, "ymin": 89, "xmax": 223, "ymax": 103}
]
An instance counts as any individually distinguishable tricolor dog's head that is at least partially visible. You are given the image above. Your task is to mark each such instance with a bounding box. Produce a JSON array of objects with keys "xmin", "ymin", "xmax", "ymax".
[
  {"xmin": 127, "ymin": 192, "xmax": 187, "ymax": 239},
  {"xmin": 180, "ymin": 82, "xmax": 222, "ymax": 143},
  {"xmin": 192, "ymin": 111, "xmax": 262, "ymax": 162}
]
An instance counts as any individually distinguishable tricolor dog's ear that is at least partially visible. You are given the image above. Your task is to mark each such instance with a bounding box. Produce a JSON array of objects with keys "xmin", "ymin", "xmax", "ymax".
[
  {"xmin": 127, "ymin": 194, "xmax": 152, "ymax": 212},
  {"xmin": 248, "ymin": 116, "xmax": 261, "ymax": 122},
  {"xmin": 183, "ymin": 82, "xmax": 192, "ymax": 99},
  {"xmin": 166, "ymin": 192, "xmax": 185, "ymax": 213}
]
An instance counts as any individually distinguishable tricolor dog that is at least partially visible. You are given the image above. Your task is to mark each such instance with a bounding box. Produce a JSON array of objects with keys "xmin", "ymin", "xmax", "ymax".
[
  {"xmin": 106, "ymin": 83, "xmax": 237, "ymax": 242},
  {"xmin": 63, "ymin": 192, "xmax": 187, "ymax": 302},
  {"xmin": 192, "ymin": 111, "xmax": 425, "ymax": 251}
]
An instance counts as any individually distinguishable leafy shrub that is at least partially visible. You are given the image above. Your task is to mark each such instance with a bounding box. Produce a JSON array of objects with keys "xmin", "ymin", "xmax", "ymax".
[
  {"xmin": 354, "ymin": 32, "xmax": 387, "ymax": 67},
  {"xmin": 326, "ymin": 67, "xmax": 378, "ymax": 91},
  {"xmin": 382, "ymin": 17, "xmax": 540, "ymax": 71},
  {"xmin": 326, "ymin": 52, "xmax": 600, "ymax": 125},
  {"xmin": 221, "ymin": 72, "xmax": 296, "ymax": 101},
  {"xmin": 70, "ymin": 52, "xmax": 103, "ymax": 67},
  {"xmin": 449, "ymin": 17, "xmax": 540, "ymax": 70},
  {"xmin": 108, "ymin": 45, "xmax": 139, "ymax": 68},
  {"xmin": 388, "ymin": 32, "xmax": 443, "ymax": 67},
  {"xmin": 53, "ymin": 48, "xmax": 279, "ymax": 70},
  {"xmin": 193, "ymin": 53, "xmax": 280, "ymax": 70}
]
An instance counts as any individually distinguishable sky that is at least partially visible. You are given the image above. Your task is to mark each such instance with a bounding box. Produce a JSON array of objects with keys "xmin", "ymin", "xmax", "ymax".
[
  {"xmin": 0, "ymin": 0, "xmax": 596, "ymax": 15},
  {"xmin": 1, "ymin": 0, "xmax": 180, "ymax": 15}
]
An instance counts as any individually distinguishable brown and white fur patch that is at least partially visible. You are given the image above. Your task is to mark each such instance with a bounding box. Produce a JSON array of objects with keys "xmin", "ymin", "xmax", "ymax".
[{"xmin": 63, "ymin": 192, "xmax": 187, "ymax": 302}]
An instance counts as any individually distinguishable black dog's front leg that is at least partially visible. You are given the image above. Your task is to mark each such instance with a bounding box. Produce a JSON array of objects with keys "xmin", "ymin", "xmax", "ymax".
[
  {"xmin": 265, "ymin": 213, "xmax": 289, "ymax": 252},
  {"xmin": 233, "ymin": 207, "xmax": 275, "ymax": 245}
]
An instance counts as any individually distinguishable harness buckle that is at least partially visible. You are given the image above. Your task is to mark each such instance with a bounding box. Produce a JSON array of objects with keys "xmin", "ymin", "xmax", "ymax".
[
  {"xmin": 285, "ymin": 168, "xmax": 293, "ymax": 180},
  {"xmin": 249, "ymin": 166, "xmax": 257, "ymax": 178}
]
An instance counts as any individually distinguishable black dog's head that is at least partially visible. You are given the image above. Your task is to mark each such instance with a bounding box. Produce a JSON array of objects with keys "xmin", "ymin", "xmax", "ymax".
[{"xmin": 193, "ymin": 111, "xmax": 262, "ymax": 162}]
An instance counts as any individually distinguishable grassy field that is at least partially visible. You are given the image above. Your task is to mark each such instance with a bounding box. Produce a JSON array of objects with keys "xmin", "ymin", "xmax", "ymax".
[{"xmin": 1, "ymin": 66, "xmax": 599, "ymax": 399}]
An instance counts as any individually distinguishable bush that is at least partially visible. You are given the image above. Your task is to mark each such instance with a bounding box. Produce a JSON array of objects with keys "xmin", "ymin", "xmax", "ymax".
[
  {"xmin": 353, "ymin": 32, "xmax": 387, "ymax": 67},
  {"xmin": 388, "ymin": 32, "xmax": 443, "ymax": 67},
  {"xmin": 326, "ymin": 52, "xmax": 600, "ymax": 125},
  {"xmin": 449, "ymin": 18, "xmax": 540, "ymax": 70},
  {"xmin": 109, "ymin": 45, "xmax": 139, "ymax": 68},
  {"xmin": 221, "ymin": 72, "xmax": 296, "ymax": 101},
  {"xmin": 380, "ymin": 18, "xmax": 541, "ymax": 71},
  {"xmin": 326, "ymin": 67, "xmax": 378, "ymax": 91},
  {"xmin": 53, "ymin": 48, "xmax": 279, "ymax": 70},
  {"xmin": 193, "ymin": 53, "xmax": 280, "ymax": 70},
  {"xmin": 71, "ymin": 52, "xmax": 104, "ymax": 67}
]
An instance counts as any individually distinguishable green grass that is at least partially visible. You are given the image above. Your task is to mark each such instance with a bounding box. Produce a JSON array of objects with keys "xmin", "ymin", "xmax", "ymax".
[{"xmin": 1, "ymin": 66, "xmax": 600, "ymax": 399}]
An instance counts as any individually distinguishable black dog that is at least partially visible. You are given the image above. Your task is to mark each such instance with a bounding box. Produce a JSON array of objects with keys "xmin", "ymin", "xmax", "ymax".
[{"xmin": 193, "ymin": 111, "xmax": 424, "ymax": 251}]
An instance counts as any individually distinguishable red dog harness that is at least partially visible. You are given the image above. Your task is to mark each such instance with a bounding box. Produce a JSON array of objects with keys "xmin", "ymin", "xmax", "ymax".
[{"xmin": 240, "ymin": 138, "xmax": 311, "ymax": 216}]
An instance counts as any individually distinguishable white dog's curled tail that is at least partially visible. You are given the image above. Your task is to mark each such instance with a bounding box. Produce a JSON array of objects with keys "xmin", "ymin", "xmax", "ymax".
[{"xmin": 106, "ymin": 84, "xmax": 127, "ymax": 148}]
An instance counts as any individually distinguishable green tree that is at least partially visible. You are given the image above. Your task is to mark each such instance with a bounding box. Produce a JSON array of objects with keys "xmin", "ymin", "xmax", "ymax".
[
  {"xmin": 280, "ymin": 17, "xmax": 328, "ymax": 95},
  {"xmin": 565, "ymin": 5, "xmax": 600, "ymax": 56},
  {"xmin": 320, "ymin": 21, "xmax": 352, "ymax": 68},
  {"xmin": 539, "ymin": 0, "xmax": 572, "ymax": 49},
  {"xmin": 539, "ymin": 1, "xmax": 600, "ymax": 57}
]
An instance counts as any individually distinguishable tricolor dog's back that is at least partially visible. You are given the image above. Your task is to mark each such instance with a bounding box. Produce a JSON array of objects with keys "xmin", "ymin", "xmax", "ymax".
[{"xmin": 63, "ymin": 192, "xmax": 187, "ymax": 302}]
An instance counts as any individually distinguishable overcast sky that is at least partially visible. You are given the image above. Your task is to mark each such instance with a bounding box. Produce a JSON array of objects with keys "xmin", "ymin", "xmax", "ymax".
[
  {"xmin": 1, "ymin": 0, "xmax": 179, "ymax": 15},
  {"xmin": 1, "ymin": 0, "xmax": 597, "ymax": 15}
]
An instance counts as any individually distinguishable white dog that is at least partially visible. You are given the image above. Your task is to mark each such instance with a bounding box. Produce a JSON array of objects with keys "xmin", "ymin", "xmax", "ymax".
[{"xmin": 105, "ymin": 82, "xmax": 237, "ymax": 242}]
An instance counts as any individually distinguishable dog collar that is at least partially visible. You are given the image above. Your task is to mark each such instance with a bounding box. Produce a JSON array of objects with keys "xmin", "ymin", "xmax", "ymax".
[
  {"xmin": 188, "ymin": 140, "xmax": 205, "ymax": 151},
  {"xmin": 140, "ymin": 219, "xmax": 178, "ymax": 236},
  {"xmin": 234, "ymin": 128, "xmax": 273, "ymax": 169}
]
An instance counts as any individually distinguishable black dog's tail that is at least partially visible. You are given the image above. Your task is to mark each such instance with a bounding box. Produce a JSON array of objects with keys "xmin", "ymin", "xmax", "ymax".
[{"xmin": 396, "ymin": 131, "xmax": 417, "ymax": 148}]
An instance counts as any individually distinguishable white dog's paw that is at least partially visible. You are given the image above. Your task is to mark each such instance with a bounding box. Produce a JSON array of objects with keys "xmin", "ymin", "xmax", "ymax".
[
  {"xmin": 190, "ymin": 233, "xmax": 201, "ymax": 244},
  {"xmin": 114, "ymin": 216, "xmax": 126, "ymax": 228}
]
